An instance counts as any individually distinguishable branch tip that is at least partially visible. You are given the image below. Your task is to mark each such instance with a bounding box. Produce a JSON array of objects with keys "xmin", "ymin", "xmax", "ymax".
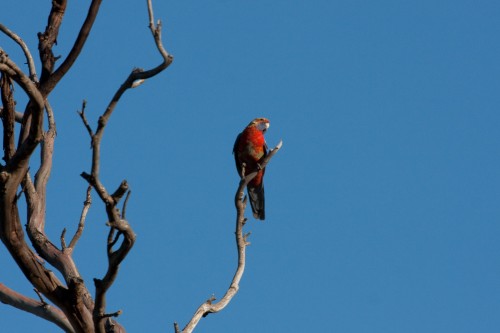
[
  {"xmin": 78, "ymin": 100, "xmax": 94, "ymax": 137},
  {"xmin": 102, "ymin": 309, "xmax": 122, "ymax": 318},
  {"xmin": 60, "ymin": 228, "xmax": 67, "ymax": 249}
]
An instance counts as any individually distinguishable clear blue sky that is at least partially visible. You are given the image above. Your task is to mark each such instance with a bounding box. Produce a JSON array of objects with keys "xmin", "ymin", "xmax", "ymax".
[{"xmin": 1, "ymin": 1, "xmax": 500, "ymax": 332}]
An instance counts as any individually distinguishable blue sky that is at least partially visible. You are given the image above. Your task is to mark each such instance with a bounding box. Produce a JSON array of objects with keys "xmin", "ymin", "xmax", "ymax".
[{"xmin": 1, "ymin": 1, "xmax": 500, "ymax": 332}]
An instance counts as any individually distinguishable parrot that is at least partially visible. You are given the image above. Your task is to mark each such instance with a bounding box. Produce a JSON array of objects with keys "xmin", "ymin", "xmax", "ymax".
[{"xmin": 233, "ymin": 118, "xmax": 270, "ymax": 220}]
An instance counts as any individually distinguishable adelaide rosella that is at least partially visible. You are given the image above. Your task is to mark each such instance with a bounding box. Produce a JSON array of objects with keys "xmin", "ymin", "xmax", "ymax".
[{"xmin": 233, "ymin": 118, "xmax": 270, "ymax": 220}]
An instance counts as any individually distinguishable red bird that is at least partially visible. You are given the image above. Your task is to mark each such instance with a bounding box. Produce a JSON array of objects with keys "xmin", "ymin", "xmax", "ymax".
[{"xmin": 233, "ymin": 118, "xmax": 270, "ymax": 220}]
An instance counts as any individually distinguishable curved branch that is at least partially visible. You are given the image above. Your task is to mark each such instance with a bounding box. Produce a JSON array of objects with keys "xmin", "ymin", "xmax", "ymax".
[
  {"xmin": 177, "ymin": 140, "xmax": 283, "ymax": 333},
  {"xmin": 86, "ymin": 0, "xmax": 173, "ymax": 188},
  {"xmin": 145, "ymin": 0, "xmax": 174, "ymax": 77},
  {"xmin": 0, "ymin": 283, "xmax": 74, "ymax": 333},
  {"xmin": 0, "ymin": 24, "xmax": 38, "ymax": 82}
]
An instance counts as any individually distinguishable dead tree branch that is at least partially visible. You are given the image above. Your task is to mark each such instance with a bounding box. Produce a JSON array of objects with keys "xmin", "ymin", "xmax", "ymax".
[
  {"xmin": 0, "ymin": 49, "xmax": 45, "ymax": 172},
  {"xmin": 176, "ymin": 140, "xmax": 283, "ymax": 333},
  {"xmin": 0, "ymin": 23, "xmax": 38, "ymax": 82},
  {"xmin": 76, "ymin": 1, "xmax": 172, "ymax": 332},
  {"xmin": 0, "ymin": 283, "xmax": 74, "ymax": 333},
  {"xmin": 77, "ymin": 100, "xmax": 94, "ymax": 138},
  {"xmin": 40, "ymin": 0, "xmax": 103, "ymax": 96},
  {"xmin": 68, "ymin": 186, "xmax": 93, "ymax": 250},
  {"xmin": 1, "ymin": 0, "xmax": 115, "ymax": 330},
  {"xmin": 0, "ymin": 48, "xmax": 78, "ymax": 328}
]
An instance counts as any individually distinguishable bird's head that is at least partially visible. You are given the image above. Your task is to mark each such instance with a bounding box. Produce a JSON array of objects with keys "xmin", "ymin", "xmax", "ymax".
[{"xmin": 249, "ymin": 118, "xmax": 270, "ymax": 133}]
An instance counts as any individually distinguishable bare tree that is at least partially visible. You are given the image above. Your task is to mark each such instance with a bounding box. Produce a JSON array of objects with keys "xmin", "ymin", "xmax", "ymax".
[{"xmin": 0, "ymin": 1, "xmax": 281, "ymax": 333}]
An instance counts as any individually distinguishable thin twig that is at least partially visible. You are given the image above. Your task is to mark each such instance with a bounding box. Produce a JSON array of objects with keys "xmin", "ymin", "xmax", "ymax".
[
  {"xmin": 33, "ymin": 288, "xmax": 48, "ymax": 306},
  {"xmin": 101, "ymin": 309, "xmax": 122, "ymax": 318},
  {"xmin": 68, "ymin": 186, "xmax": 92, "ymax": 250},
  {"xmin": 77, "ymin": 100, "xmax": 94, "ymax": 137}
]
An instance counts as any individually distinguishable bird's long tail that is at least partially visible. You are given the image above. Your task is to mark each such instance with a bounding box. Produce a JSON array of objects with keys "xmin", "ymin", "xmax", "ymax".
[{"xmin": 248, "ymin": 185, "xmax": 265, "ymax": 220}]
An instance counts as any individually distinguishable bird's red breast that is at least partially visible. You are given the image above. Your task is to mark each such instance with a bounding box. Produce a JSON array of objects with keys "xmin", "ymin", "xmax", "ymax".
[{"xmin": 233, "ymin": 118, "xmax": 269, "ymax": 186}]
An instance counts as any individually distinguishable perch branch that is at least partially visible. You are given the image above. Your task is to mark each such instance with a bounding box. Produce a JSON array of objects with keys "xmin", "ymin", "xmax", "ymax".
[{"xmin": 177, "ymin": 140, "xmax": 283, "ymax": 333}]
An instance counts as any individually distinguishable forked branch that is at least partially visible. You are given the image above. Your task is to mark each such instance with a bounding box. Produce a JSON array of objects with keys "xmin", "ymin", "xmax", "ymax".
[
  {"xmin": 77, "ymin": 1, "xmax": 172, "ymax": 332},
  {"xmin": 39, "ymin": 0, "xmax": 104, "ymax": 96},
  {"xmin": 175, "ymin": 140, "xmax": 283, "ymax": 333}
]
